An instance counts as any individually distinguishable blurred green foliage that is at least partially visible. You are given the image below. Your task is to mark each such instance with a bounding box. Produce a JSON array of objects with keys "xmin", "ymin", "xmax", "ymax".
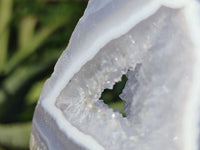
[
  {"xmin": 0, "ymin": 0, "xmax": 87, "ymax": 149},
  {"xmin": 0, "ymin": 0, "xmax": 126, "ymax": 149}
]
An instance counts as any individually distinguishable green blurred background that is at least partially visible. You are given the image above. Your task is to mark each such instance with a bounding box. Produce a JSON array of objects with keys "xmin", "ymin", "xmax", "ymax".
[{"xmin": 0, "ymin": 0, "xmax": 126, "ymax": 149}]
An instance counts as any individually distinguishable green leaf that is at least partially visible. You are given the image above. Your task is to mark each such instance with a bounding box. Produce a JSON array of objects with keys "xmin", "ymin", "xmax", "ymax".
[
  {"xmin": 0, "ymin": 122, "xmax": 31, "ymax": 149},
  {"xmin": 0, "ymin": 0, "xmax": 13, "ymax": 69},
  {"xmin": 26, "ymin": 79, "xmax": 46, "ymax": 105}
]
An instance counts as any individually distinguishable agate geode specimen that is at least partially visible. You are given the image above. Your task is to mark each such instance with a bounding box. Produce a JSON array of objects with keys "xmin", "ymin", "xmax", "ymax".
[{"xmin": 30, "ymin": 0, "xmax": 200, "ymax": 150}]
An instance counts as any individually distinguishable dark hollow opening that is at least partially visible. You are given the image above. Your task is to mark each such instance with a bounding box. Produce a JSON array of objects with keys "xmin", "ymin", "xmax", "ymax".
[{"xmin": 100, "ymin": 75, "xmax": 127, "ymax": 117}]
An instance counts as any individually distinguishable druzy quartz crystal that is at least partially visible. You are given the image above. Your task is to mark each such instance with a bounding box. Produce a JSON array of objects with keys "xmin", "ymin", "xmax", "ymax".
[{"xmin": 30, "ymin": 0, "xmax": 200, "ymax": 150}]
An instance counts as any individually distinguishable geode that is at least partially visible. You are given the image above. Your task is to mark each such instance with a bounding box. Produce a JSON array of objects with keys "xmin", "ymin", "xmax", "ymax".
[{"xmin": 30, "ymin": 0, "xmax": 200, "ymax": 150}]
